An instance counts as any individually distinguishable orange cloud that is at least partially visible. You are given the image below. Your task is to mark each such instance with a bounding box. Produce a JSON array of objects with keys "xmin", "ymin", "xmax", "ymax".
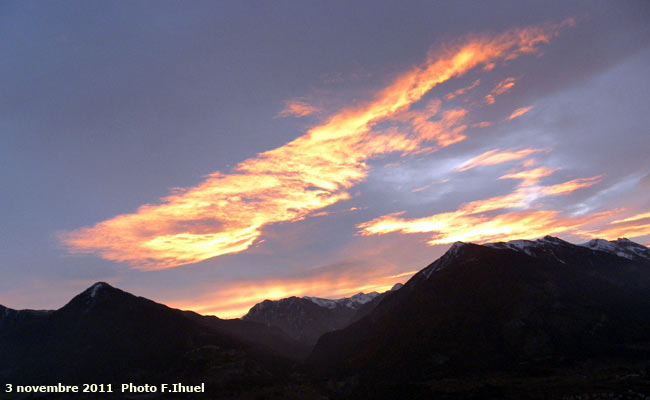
[
  {"xmin": 484, "ymin": 77, "xmax": 517, "ymax": 104},
  {"xmin": 522, "ymin": 158, "xmax": 536, "ymax": 167},
  {"xmin": 277, "ymin": 99, "xmax": 320, "ymax": 117},
  {"xmin": 60, "ymin": 20, "xmax": 574, "ymax": 269},
  {"xmin": 471, "ymin": 121, "xmax": 493, "ymax": 128},
  {"xmin": 445, "ymin": 79, "xmax": 480, "ymax": 100},
  {"xmin": 455, "ymin": 148, "xmax": 545, "ymax": 172},
  {"xmin": 581, "ymin": 210, "xmax": 650, "ymax": 240},
  {"xmin": 585, "ymin": 223, "xmax": 650, "ymax": 241},
  {"xmin": 359, "ymin": 210, "xmax": 598, "ymax": 245},
  {"xmin": 499, "ymin": 166, "xmax": 556, "ymax": 186},
  {"xmin": 508, "ymin": 106, "xmax": 533, "ymax": 120},
  {"xmin": 493, "ymin": 77, "xmax": 518, "ymax": 95},
  {"xmin": 611, "ymin": 211, "xmax": 650, "ymax": 224},
  {"xmin": 358, "ymin": 167, "xmax": 601, "ymax": 244}
]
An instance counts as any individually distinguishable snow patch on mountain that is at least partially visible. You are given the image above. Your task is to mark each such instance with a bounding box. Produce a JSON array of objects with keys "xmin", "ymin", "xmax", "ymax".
[
  {"xmin": 303, "ymin": 297, "xmax": 338, "ymax": 309},
  {"xmin": 89, "ymin": 282, "xmax": 108, "ymax": 298},
  {"xmin": 485, "ymin": 240, "xmax": 537, "ymax": 256},
  {"xmin": 304, "ymin": 291, "xmax": 381, "ymax": 310},
  {"xmin": 580, "ymin": 238, "xmax": 650, "ymax": 261},
  {"xmin": 422, "ymin": 242, "xmax": 469, "ymax": 279}
]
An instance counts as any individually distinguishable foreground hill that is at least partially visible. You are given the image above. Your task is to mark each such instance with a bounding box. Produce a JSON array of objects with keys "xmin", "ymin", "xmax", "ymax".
[{"xmin": 309, "ymin": 236, "xmax": 650, "ymax": 398}]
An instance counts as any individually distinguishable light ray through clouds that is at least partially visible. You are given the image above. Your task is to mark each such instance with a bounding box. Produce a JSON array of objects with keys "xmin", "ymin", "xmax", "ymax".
[{"xmin": 60, "ymin": 19, "xmax": 576, "ymax": 270}]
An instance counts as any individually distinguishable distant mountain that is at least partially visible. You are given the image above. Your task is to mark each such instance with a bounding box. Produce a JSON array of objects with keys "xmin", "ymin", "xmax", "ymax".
[
  {"xmin": 0, "ymin": 304, "xmax": 52, "ymax": 326},
  {"xmin": 310, "ymin": 236, "xmax": 650, "ymax": 397},
  {"xmin": 242, "ymin": 284, "xmax": 403, "ymax": 345},
  {"xmin": 0, "ymin": 282, "xmax": 308, "ymax": 394},
  {"xmin": 580, "ymin": 237, "xmax": 650, "ymax": 262}
]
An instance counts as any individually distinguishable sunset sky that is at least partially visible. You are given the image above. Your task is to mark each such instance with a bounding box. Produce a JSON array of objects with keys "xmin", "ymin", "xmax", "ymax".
[{"xmin": 2, "ymin": 1, "xmax": 649, "ymax": 318}]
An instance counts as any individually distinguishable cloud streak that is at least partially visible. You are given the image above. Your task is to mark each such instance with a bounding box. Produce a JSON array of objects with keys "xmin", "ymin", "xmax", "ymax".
[
  {"xmin": 508, "ymin": 105, "xmax": 533, "ymax": 120},
  {"xmin": 60, "ymin": 19, "xmax": 574, "ymax": 269},
  {"xmin": 455, "ymin": 148, "xmax": 545, "ymax": 172},
  {"xmin": 445, "ymin": 79, "xmax": 480, "ymax": 100},
  {"xmin": 581, "ymin": 211, "xmax": 650, "ymax": 240},
  {"xmin": 358, "ymin": 166, "xmax": 602, "ymax": 244},
  {"xmin": 485, "ymin": 77, "xmax": 517, "ymax": 104},
  {"xmin": 277, "ymin": 99, "xmax": 320, "ymax": 118}
]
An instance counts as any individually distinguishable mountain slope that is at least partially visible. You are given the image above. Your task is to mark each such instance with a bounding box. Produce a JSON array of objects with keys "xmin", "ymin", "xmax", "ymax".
[{"xmin": 309, "ymin": 236, "xmax": 650, "ymax": 388}]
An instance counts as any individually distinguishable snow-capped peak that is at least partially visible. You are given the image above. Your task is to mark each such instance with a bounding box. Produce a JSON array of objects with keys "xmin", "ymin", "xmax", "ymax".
[
  {"xmin": 480, "ymin": 236, "xmax": 650, "ymax": 263},
  {"xmin": 484, "ymin": 236, "xmax": 574, "ymax": 258},
  {"xmin": 303, "ymin": 291, "xmax": 381, "ymax": 310},
  {"xmin": 485, "ymin": 239, "xmax": 538, "ymax": 256},
  {"xmin": 346, "ymin": 292, "xmax": 380, "ymax": 307},
  {"xmin": 303, "ymin": 296, "xmax": 339, "ymax": 309},
  {"xmin": 420, "ymin": 241, "xmax": 469, "ymax": 279},
  {"xmin": 580, "ymin": 238, "xmax": 650, "ymax": 261}
]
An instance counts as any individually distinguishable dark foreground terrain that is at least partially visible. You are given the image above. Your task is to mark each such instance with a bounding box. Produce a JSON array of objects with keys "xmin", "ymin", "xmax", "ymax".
[{"xmin": 2, "ymin": 237, "xmax": 650, "ymax": 399}]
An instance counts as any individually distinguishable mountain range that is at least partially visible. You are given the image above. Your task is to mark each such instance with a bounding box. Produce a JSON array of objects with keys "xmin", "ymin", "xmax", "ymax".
[{"xmin": 2, "ymin": 236, "xmax": 650, "ymax": 399}]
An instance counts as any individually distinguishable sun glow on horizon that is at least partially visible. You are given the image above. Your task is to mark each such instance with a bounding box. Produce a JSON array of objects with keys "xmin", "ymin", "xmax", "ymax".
[{"xmin": 167, "ymin": 269, "xmax": 418, "ymax": 319}]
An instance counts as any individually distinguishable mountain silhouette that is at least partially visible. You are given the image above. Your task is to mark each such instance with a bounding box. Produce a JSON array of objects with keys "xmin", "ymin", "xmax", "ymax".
[
  {"xmin": 0, "ymin": 282, "xmax": 307, "ymax": 396},
  {"xmin": 309, "ymin": 236, "xmax": 650, "ymax": 397}
]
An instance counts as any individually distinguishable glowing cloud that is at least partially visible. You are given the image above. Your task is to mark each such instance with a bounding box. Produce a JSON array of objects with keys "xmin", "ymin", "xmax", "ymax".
[
  {"xmin": 508, "ymin": 106, "xmax": 533, "ymax": 120},
  {"xmin": 358, "ymin": 167, "xmax": 601, "ymax": 245},
  {"xmin": 359, "ymin": 210, "xmax": 597, "ymax": 245},
  {"xmin": 485, "ymin": 77, "xmax": 517, "ymax": 104},
  {"xmin": 445, "ymin": 79, "xmax": 480, "ymax": 100},
  {"xmin": 471, "ymin": 121, "xmax": 493, "ymax": 128},
  {"xmin": 277, "ymin": 99, "xmax": 320, "ymax": 118},
  {"xmin": 60, "ymin": 20, "xmax": 574, "ymax": 269},
  {"xmin": 455, "ymin": 148, "xmax": 545, "ymax": 172},
  {"xmin": 582, "ymin": 210, "xmax": 650, "ymax": 240},
  {"xmin": 499, "ymin": 166, "xmax": 556, "ymax": 186},
  {"xmin": 611, "ymin": 211, "xmax": 650, "ymax": 224}
]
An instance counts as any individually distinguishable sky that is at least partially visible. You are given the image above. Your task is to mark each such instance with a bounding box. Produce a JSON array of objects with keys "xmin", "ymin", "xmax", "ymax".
[{"xmin": 2, "ymin": 0, "xmax": 649, "ymax": 318}]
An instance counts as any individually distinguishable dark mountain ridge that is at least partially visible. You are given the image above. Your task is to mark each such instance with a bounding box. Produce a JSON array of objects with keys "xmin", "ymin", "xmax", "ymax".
[
  {"xmin": 0, "ymin": 282, "xmax": 308, "ymax": 392},
  {"xmin": 0, "ymin": 304, "xmax": 52, "ymax": 326},
  {"xmin": 309, "ymin": 236, "xmax": 650, "ymax": 396}
]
